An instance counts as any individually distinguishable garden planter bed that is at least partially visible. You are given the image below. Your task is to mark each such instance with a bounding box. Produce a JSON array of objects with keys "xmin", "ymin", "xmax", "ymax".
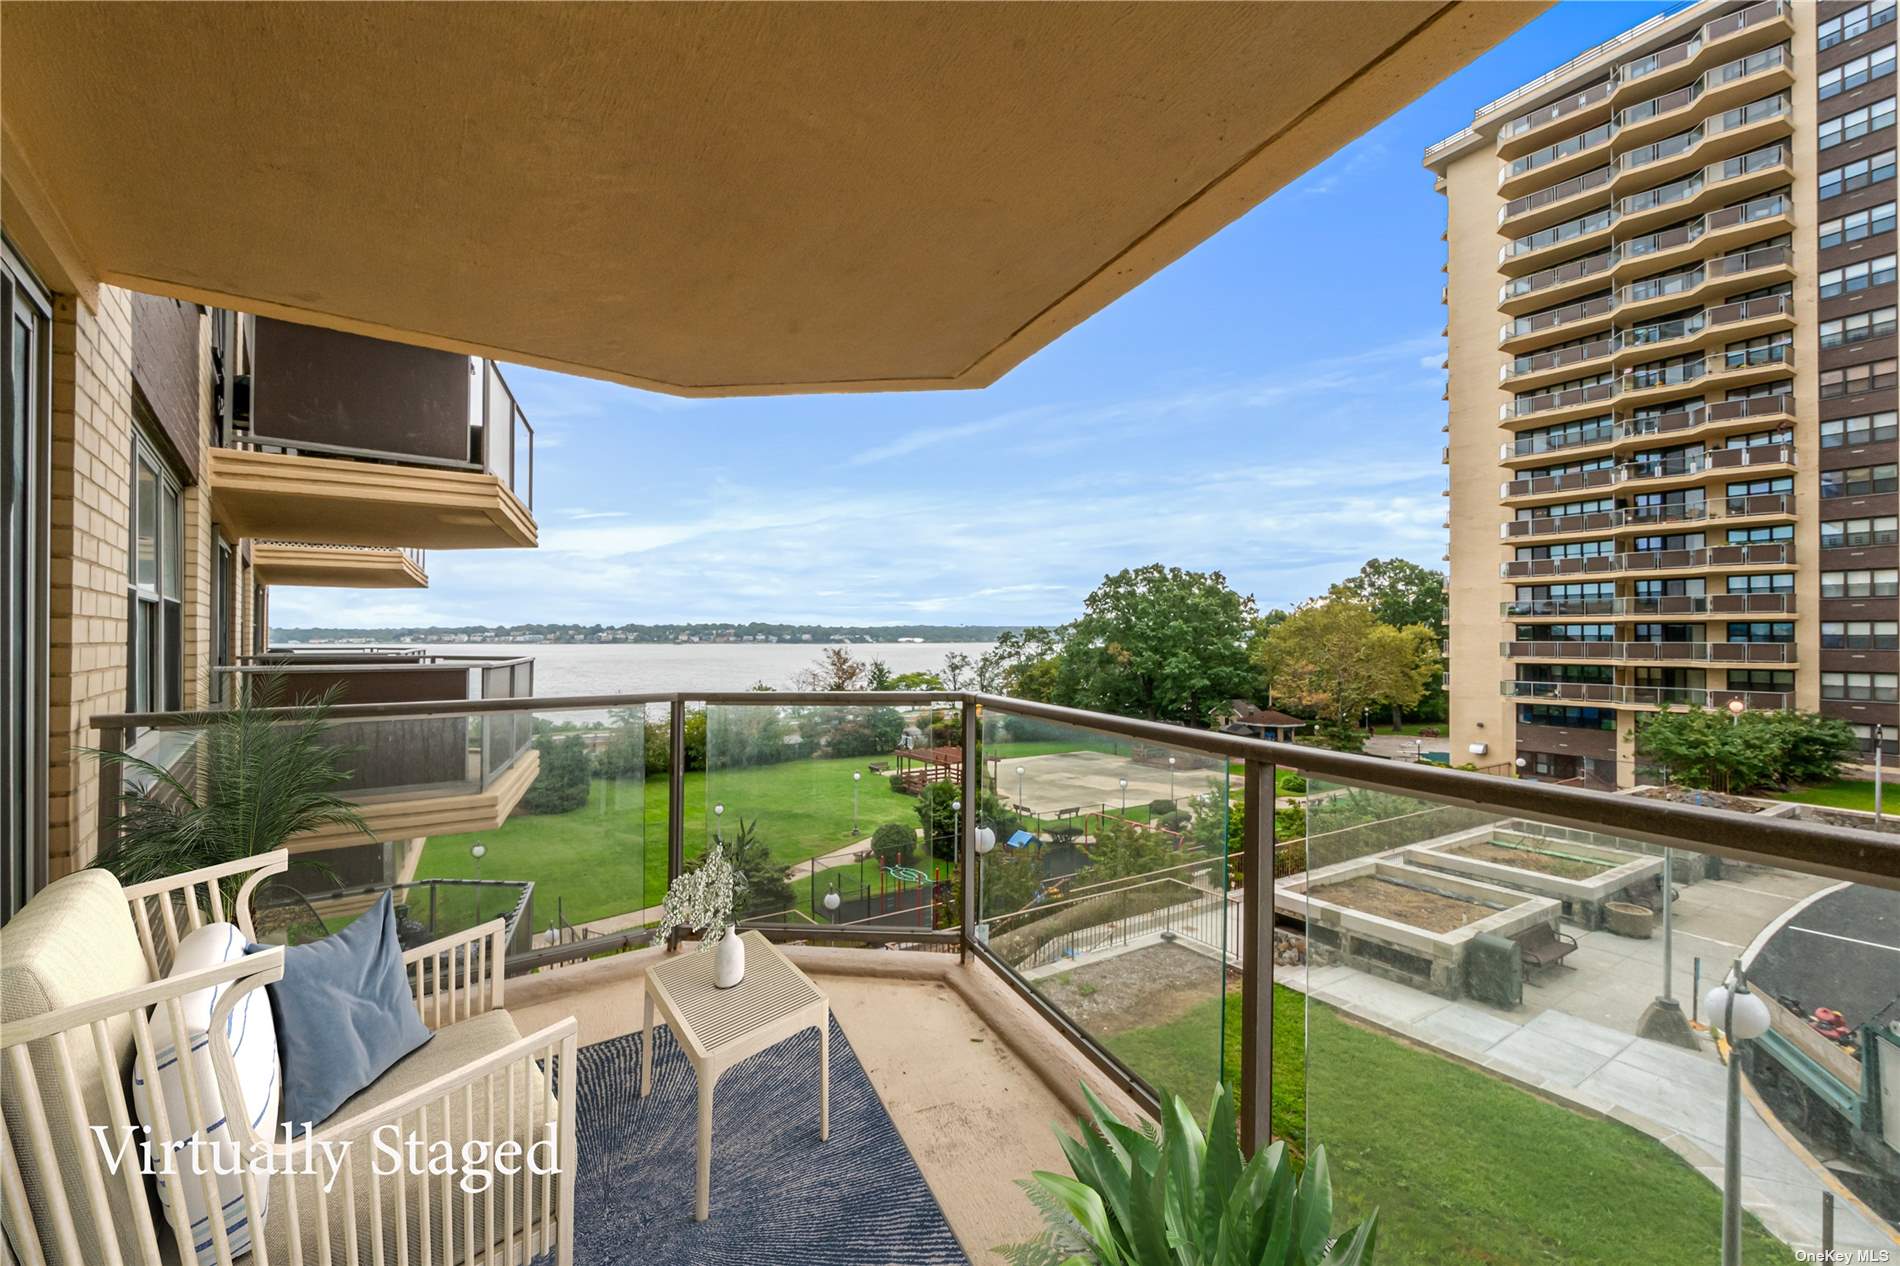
[
  {"xmin": 1275, "ymin": 858, "xmax": 1558, "ymax": 999},
  {"xmin": 1404, "ymin": 826, "xmax": 1661, "ymax": 930}
]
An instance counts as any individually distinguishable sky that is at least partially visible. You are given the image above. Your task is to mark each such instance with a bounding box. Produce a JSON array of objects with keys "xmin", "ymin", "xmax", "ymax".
[{"xmin": 270, "ymin": 1, "xmax": 1679, "ymax": 633}]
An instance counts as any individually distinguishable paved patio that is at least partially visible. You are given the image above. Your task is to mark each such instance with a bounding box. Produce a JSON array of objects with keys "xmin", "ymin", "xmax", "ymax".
[{"xmin": 1005, "ymin": 750, "xmax": 1229, "ymax": 817}]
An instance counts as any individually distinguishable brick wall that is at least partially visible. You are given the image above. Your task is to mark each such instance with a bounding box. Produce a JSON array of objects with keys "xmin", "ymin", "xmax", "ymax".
[{"xmin": 46, "ymin": 287, "xmax": 135, "ymax": 877}]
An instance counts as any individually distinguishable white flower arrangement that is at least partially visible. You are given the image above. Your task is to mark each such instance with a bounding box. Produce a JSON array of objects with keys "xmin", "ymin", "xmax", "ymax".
[{"xmin": 656, "ymin": 842, "xmax": 743, "ymax": 947}]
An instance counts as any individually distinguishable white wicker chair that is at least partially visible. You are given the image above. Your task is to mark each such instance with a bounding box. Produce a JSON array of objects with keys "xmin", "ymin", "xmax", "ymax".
[{"xmin": 1, "ymin": 850, "xmax": 578, "ymax": 1266}]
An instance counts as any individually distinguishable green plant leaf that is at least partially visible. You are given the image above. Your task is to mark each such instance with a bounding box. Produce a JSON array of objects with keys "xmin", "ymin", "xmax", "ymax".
[
  {"xmin": 1031, "ymin": 1172, "xmax": 1124, "ymax": 1266},
  {"xmin": 1319, "ymin": 1213, "xmax": 1377, "ymax": 1265},
  {"xmin": 1291, "ymin": 1144, "xmax": 1337, "ymax": 1266}
]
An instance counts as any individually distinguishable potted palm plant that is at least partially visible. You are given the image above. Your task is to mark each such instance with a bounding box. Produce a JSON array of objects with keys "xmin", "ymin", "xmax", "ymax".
[{"xmin": 89, "ymin": 675, "xmax": 371, "ymax": 890}]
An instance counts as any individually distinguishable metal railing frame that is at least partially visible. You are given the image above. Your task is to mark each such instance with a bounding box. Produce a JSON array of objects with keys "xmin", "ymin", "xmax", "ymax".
[{"xmin": 90, "ymin": 686, "xmax": 1900, "ymax": 1153}]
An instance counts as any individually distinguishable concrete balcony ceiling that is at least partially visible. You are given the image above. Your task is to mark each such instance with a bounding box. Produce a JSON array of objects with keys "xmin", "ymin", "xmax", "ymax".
[{"xmin": 0, "ymin": 2, "xmax": 1540, "ymax": 396}]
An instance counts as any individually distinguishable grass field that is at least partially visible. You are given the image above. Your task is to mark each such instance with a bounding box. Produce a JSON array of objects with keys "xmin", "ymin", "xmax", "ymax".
[
  {"xmin": 1768, "ymin": 779, "xmax": 1890, "ymax": 813},
  {"xmin": 1103, "ymin": 989, "xmax": 1795, "ymax": 1266},
  {"xmin": 416, "ymin": 753, "xmax": 926, "ymax": 925}
]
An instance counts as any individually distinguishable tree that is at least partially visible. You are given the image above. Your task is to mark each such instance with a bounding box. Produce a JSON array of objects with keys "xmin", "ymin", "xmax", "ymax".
[
  {"xmin": 887, "ymin": 670, "xmax": 944, "ymax": 691},
  {"xmin": 719, "ymin": 817, "xmax": 795, "ymax": 919},
  {"xmin": 1337, "ymin": 557, "xmax": 1447, "ymax": 633},
  {"xmin": 940, "ymin": 652, "xmax": 974, "ymax": 690},
  {"xmin": 1080, "ymin": 818, "xmax": 1177, "ymax": 885},
  {"xmin": 867, "ymin": 658, "xmax": 895, "ymax": 690},
  {"xmin": 1258, "ymin": 593, "xmax": 1436, "ymax": 747},
  {"xmin": 870, "ymin": 822, "xmax": 917, "ymax": 865},
  {"xmin": 915, "ymin": 781, "xmax": 1021, "ymax": 863},
  {"xmin": 520, "ymin": 732, "xmax": 591, "ymax": 814},
  {"xmin": 794, "ymin": 646, "xmax": 869, "ymax": 691},
  {"xmin": 1636, "ymin": 708, "xmax": 1857, "ymax": 793},
  {"xmin": 1052, "ymin": 565, "xmax": 1262, "ymax": 726}
]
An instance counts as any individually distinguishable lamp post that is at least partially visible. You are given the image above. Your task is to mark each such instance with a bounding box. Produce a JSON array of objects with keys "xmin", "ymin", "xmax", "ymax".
[
  {"xmin": 852, "ymin": 771, "xmax": 862, "ymax": 836},
  {"xmin": 713, "ymin": 801, "xmax": 725, "ymax": 846},
  {"xmin": 822, "ymin": 886, "xmax": 841, "ymax": 924},
  {"xmin": 1875, "ymin": 724, "xmax": 1886, "ymax": 826},
  {"xmin": 1118, "ymin": 777, "xmax": 1128, "ymax": 817},
  {"xmin": 470, "ymin": 842, "xmax": 486, "ymax": 922},
  {"xmin": 1726, "ymin": 696, "xmax": 1746, "ymax": 726},
  {"xmin": 1706, "ymin": 962, "xmax": 1772, "ymax": 1266},
  {"xmin": 1514, "ymin": 755, "xmax": 1527, "ymax": 777},
  {"xmin": 1016, "ymin": 765, "xmax": 1025, "ymax": 809},
  {"xmin": 1168, "ymin": 756, "xmax": 1176, "ymax": 802}
]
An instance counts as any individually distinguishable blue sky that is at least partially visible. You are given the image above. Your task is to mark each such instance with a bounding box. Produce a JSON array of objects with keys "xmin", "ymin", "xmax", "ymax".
[{"xmin": 271, "ymin": 2, "xmax": 1677, "ymax": 632}]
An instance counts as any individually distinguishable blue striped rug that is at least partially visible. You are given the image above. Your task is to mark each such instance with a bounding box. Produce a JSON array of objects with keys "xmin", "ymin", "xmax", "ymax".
[{"xmin": 566, "ymin": 1017, "xmax": 970, "ymax": 1266}]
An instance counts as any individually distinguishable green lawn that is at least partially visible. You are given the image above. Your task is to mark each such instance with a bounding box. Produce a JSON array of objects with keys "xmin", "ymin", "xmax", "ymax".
[
  {"xmin": 416, "ymin": 754, "xmax": 925, "ymax": 926},
  {"xmin": 1102, "ymin": 989, "xmax": 1795, "ymax": 1266},
  {"xmin": 1768, "ymin": 779, "xmax": 1891, "ymax": 813}
]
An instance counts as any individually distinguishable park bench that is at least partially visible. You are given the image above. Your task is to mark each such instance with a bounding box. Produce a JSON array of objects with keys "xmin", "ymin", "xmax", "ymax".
[{"xmin": 1515, "ymin": 922, "xmax": 1579, "ymax": 984}]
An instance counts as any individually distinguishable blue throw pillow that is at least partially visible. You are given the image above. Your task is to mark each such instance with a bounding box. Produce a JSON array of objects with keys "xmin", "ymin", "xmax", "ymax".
[{"xmin": 253, "ymin": 891, "xmax": 432, "ymax": 1127}]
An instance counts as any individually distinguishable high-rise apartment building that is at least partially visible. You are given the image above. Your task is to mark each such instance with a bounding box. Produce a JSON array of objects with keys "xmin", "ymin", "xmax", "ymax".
[{"xmin": 1429, "ymin": 0, "xmax": 1897, "ymax": 787}]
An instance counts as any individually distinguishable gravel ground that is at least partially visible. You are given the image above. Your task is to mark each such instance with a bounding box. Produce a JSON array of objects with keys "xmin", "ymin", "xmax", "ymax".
[{"xmin": 1036, "ymin": 942, "xmax": 1230, "ymax": 1036}]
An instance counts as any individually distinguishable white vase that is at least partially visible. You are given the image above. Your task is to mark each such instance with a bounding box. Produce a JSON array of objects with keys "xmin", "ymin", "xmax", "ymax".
[{"xmin": 714, "ymin": 931, "xmax": 745, "ymax": 988}]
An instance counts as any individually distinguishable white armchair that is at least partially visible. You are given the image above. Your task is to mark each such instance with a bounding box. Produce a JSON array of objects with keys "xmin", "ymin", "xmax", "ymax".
[{"xmin": 1, "ymin": 850, "xmax": 578, "ymax": 1266}]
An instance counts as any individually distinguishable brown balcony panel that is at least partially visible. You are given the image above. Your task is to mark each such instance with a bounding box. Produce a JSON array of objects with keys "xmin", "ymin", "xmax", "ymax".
[
  {"xmin": 210, "ymin": 449, "xmax": 537, "ymax": 550},
  {"xmin": 289, "ymin": 747, "xmax": 542, "ymax": 851},
  {"xmin": 1498, "ymin": 82, "xmax": 1614, "ymax": 160},
  {"xmin": 1498, "ymin": 167, "xmax": 1613, "ymax": 237},
  {"xmin": 251, "ymin": 542, "xmax": 428, "ymax": 589}
]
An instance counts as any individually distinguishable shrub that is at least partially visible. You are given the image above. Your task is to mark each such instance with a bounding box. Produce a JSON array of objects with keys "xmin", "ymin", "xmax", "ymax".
[
  {"xmin": 519, "ymin": 733, "xmax": 590, "ymax": 815},
  {"xmin": 1147, "ymin": 797, "xmax": 1176, "ymax": 815},
  {"xmin": 1159, "ymin": 810, "xmax": 1192, "ymax": 831},
  {"xmin": 870, "ymin": 821, "xmax": 915, "ymax": 865}
]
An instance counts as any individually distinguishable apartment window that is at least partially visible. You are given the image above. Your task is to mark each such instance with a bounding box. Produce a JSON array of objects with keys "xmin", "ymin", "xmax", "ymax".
[
  {"xmin": 1635, "ymin": 577, "xmax": 1706, "ymax": 597},
  {"xmin": 1822, "ymin": 515, "xmax": 1900, "ymax": 547},
  {"xmin": 1519, "ymin": 497, "xmax": 1616, "ymax": 522},
  {"xmin": 1728, "ymin": 622, "xmax": 1795, "ymax": 643},
  {"xmin": 1821, "ymin": 568, "xmax": 1900, "ymax": 597},
  {"xmin": 3, "ymin": 241, "xmax": 51, "ymax": 922},
  {"xmin": 1517, "ymin": 704, "xmax": 1617, "ymax": 731},
  {"xmin": 1821, "ymin": 671, "xmax": 1900, "ymax": 701},
  {"xmin": 1821, "ymin": 463, "xmax": 1900, "ymax": 498},
  {"xmin": 1821, "ymin": 202, "xmax": 1896, "ymax": 247},
  {"xmin": 1518, "ymin": 663, "xmax": 1613, "ymax": 685},
  {"xmin": 1632, "ymin": 623, "xmax": 1701, "ymax": 643},
  {"xmin": 1820, "ymin": 307, "xmax": 1898, "ymax": 347},
  {"xmin": 1820, "ymin": 150, "xmax": 1897, "ymax": 200},
  {"xmin": 1724, "ymin": 427, "xmax": 1792, "ymax": 449},
  {"xmin": 1726, "ymin": 524, "xmax": 1793, "ymax": 544},
  {"xmin": 1517, "ymin": 623, "xmax": 1617, "ymax": 642},
  {"xmin": 1851, "ymin": 723, "xmax": 1900, "ymax": 752},
  {"xmin": 1821, "ymin": 620, "xmax": 1899, "ymax": 649},
  {"xmin": 1819, "ymin": 254, "xmax": 1897, "ymax": 299},
  {"xmin": 1727, "ymin": 573, "xmax": 1795, "ymax": 593},
  {"xmin": 1821, "ymin": 358, "xmax": 1898, "ymax": 398},
  {"xmin": 1821, "ymin": 411, "xmax": 1899, "ymax": 447},
  {"xmin": 1819, "ymin": 44, "xmax": 1895, "ymax": 99},
  {"xmin": 1517, "ymin": 416, "xmax": 1614, "ymax": 455},
  {"xmin": 1722, "ymin": 333, "xmax": 1791, "ymax": 369},
  {"xmin": 127, "ymin": 431, "xmax": 183, "ymax": 714},
  {"xmin": 1729, "ymin": 670, "xmax": 1793, "ymax": 694},
  {"xmin": 1516, "ymin": 539, "xmax": 1615, "ymax": 561},
  {"xmin": 1631, "ymin": 532, "xmax": 1704, "ymax": 553},
  {"xmin": 1820, "ymin": 0, "xmax": 1896, "ymax": 50},
  {"xmin": 1820, "ymin": 97, "xmax": 1896, "ymax": 149},
  {"xmin": 1527, "ymin": 455, "xmax": 1616, "ymax": 479}
]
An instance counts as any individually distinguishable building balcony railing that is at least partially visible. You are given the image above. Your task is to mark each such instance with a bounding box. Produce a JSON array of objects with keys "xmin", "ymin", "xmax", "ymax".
[
  {"xmin": 209, "ymin": 314, "xmax": 537, "ymax": 550},
  {"xmin": 1501, "ymin": 242, "xmax": 1789, "ymax": 347},
  {"xmin": 1498, "ymin": 165, "xmax": 1613, "ymax": 231},
  {"xmin": 1499, "ymin": 80, "xmax": 1614, "ymax": 152},
  {"xmin": 53, "ymin": 682, "xmax": 1900, "ymax": 1265},
  {"xmin": 1501, "ymin": 442, "xmax": 1794, "ymax": 499},
  {"xmin": 1611, "ymin": 192, "xmax": 1789, "ymax": 274},
  {"xmin": 1502, "ymin": 639, "xmax": 1797, "ymax": 664},
  {"xmin": 1503, "ymin": 591, "xmax": 1796, "ymax": 618},
  {"xmin": 1502, "ymin": 679, "xmax": 1792, "ymax": 710},
  {"xmin": 1501, "ymin": 539, "xmax": 1794, "ymax": 578},
  {"xmin": 1500, "ymin": 491, "xmax": 1794, "ymax": 537},
  {"xmin": 1607, "ymin": 93, "xmax": 1790, "ymax": 196},
  {"xmin": 1609, "ymin": 0, "xmax": 1790, "ymax": 106}
]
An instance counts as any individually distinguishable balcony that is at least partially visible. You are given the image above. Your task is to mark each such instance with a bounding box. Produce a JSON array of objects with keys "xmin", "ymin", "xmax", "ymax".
[
  {"xmin": 1497, "ymin": 165, "xmax": 1613, "ymax": 237},
  {"xmin": 1503, "ymin": 591, "xmax": 1797, "ymax": 618},
  {"xmin": 1497, "ymin": 80, "xmax": 1614, "ymax": 159},
  {"xmin": 1501, "ymin": 337, "xmax": 1616, "ymax": 390},
  {"xmin": 1499, "ymin": 120, "xmax": 1615, "ymax": 200},
  {"xmin": 1615, "ymin": 143, "xmax": 1791, "ymax": 238},
  {"xmin": 1499, "ymin": 253, "xmax": 1615, "ymax": 316},
  {"xmin": 1500, "ymin": 492, "xmax": 1795, "ymax": 539},
  {"xmin": 1500, "ymin": 207, "xmax": 1617, "ymax": 274},
  {"xmin": 1503, "ymin": 380, "xmax": 1615, "ymax": 424},
  {"xmin": 1607, "ymin": 93, "xmax": 1790, "ymax": 197},
  {"xmin": 1610, "ymin": 192, "xmax": 1791, "ymax": 282},
  {"xmin": 1608, "ymin": 1, "xmax": 1792, "ymax": 109},
  {"xmin": 1503, "ymin": 679, "xmax": 1792, "ymax": 710},
  {"xmin": 1500, "ymin": 540, "xmax": 1794, "ymax": 577},
  {"xmin": 1611, "ymin": 40, "xmax": 1795, "ymax": 151},
  {"xmin": 36, "ymin": 685, "xmax": 1897, "ymax": 1266},
  {"xmin": 208, "ymin": 316, "xmax": 537, "ymax": 551},
  {"xmin": 1502, "ymin": 639, "xmax": 1797, "ymax": 664},
  {"xmin": 251, "ymin": 541, "xmax": 428, "ymax": 589}
]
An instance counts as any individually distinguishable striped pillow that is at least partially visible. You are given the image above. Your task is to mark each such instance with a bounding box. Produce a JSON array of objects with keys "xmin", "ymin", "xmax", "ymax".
[{"xmin": 132, "ymin": 921, "xmax": 280, "ymax": 1266}]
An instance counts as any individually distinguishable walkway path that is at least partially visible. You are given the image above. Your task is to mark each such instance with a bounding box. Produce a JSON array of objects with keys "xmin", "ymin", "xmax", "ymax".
[{"xmin": 1288, "ymin": 961, "xmax": 1896, "ymax": 1255}]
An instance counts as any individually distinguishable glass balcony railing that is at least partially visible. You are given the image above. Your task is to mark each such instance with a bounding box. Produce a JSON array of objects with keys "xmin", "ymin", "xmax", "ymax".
[{"xmin": 80, "ymin": 683, "xmax": 1900, "ymax": 1261}]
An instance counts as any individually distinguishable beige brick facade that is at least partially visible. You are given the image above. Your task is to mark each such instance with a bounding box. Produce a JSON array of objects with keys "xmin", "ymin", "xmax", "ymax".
[{"xmin": 46, "ymin": 287, "xmax": 136, "ymax": 877}]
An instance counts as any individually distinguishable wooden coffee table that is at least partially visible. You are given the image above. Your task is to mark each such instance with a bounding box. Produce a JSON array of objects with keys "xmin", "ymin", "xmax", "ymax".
[{"xmin": 641, "ymin": 930, "xmax": 830, "ymax": 1220}]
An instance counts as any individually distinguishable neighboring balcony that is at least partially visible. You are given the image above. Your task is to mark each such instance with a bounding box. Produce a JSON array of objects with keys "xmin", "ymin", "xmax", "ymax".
[
  {"xmin": 1608, "ymin": 191, "xmax": 1790, "ymax": 283},
  {"xmin": 209, "ymin": 316, "xmax": 537, "ymax": 551},
  {"xmin": 1499, "ymin": 491, "xmax": 1795, "ymax": 540},
  {"xmin": 1497, "ymin": 80, "xmax": 1614, "ymax": 160},
  {"xmin": 1608, "ymin": 294, "xmax": 1793, "ymax": 370},
  {"xmin": 1499, "ymin": 252, "xmax": 1613, "ymax": 315},
  {"xmin": 1498, "ymin": 120, "xmax": 1614, "ymax": 200},
  {"xmin": 251, "ymin": 541, "xmax": 428, "ymax": 589},
  {"xmin": 207, "ymin": 652, "xmax": 541, "ymax": 850},
  {"xmin": 1607, "ymin": 0, "xmax": 1792, "ymax": 109},
  {"xmin": 1501, "ymin": 639, "xmax": 1797, "ymax": 664},
  {"xmin": 1612, "ymin": 43, "xmax": 1792, "ymax": 152},
  {"xmin": 1502, "ymin": 679, "xmax": 1792, "ymax": 710},
  {"xmin": 1606, "ymin": 93, "xmax": 1790, "ymax": 199},
  {"xmin": 1503, "ymin": 591, "xmax": 1796, "ymax": 618},
  {"xmin": 1499, "ymin": 539, "xmax": 1793, "ymax": 578},
  {"xmin": 1497, "ymin": 166, "xmax": 1613, "ymax": 237},
  {"xmin": 1614, "ymin": 143, "xmax": 1792, "ymax": 239}
]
